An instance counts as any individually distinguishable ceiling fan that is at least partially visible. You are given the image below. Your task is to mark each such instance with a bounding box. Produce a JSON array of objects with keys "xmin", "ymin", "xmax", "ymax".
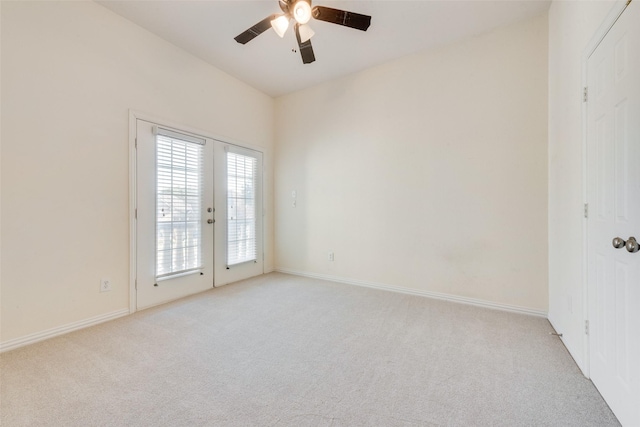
[{"xmin": 234, "ymin": 0, "xmax": 371, "ymax": 64}]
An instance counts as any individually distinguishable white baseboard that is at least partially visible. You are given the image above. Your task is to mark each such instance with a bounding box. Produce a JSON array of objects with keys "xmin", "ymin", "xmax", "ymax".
[
  {"xmin": 275, "ymin": 268, "xmax": 548, "ymax": 318},
  {"xmin": 0, "ymin": 308, "xmax": 130, "ymax": 353},
  {"xmin": 1, "ymin": 271, "xmax": 547, "ymax": 353}
]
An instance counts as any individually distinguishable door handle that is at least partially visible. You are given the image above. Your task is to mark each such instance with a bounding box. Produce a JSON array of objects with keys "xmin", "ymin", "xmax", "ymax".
[
  {"xmin": 613, "ymin": 236, "xmax": 640, "ymax": 252},
  {"xmin": 613, "ymin": 237, "xmax": 626, "ymax": 248},
  {"xmin": 207, "ymin": 208, "xmax": 215, "ymax": 225}
]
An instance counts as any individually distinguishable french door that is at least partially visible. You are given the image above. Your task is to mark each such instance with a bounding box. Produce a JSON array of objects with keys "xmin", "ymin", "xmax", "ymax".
[
  {"xmin": 213, "ymin": 143, "xmax": 264, "ymax": 285},
  {"xmin": 135, "ymin": 118, "xmax": 264, "ymax": 309},
  {"xmin": 586, "ymin": 1, "xmax": 640, "ymax": 425},
  {"xmin": 136, "ymin": 120, "xmax": 215, "ymax": 309}
]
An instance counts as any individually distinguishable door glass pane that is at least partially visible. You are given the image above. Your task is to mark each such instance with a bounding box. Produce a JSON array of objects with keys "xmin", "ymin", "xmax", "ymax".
[
  {"xmin": 156, "ymin": 134, "xmax": 203, "ymax": 278},
  {"xmin": 227, "ymin": 152, "xmax": 257, "ymax": 266}
]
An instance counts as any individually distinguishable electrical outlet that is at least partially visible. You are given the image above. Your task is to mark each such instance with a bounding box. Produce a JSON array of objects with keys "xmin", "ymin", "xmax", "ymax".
[
  {"xmin": 328, "ymin": 251, "xmax": 334, "ymax": 262},
  {"xmin": 100, "ymin": 278, "xmax": 112, "ymax": 293}
]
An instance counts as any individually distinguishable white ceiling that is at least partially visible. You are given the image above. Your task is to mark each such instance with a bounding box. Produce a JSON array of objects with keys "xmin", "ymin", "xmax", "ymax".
[{"xmin": 96, "ymin": 0, "xmax": 550, "ymax": 97}]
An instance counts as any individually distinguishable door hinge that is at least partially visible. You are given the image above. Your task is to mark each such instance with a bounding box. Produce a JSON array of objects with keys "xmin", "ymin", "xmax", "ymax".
[
  {"xmin": 585, "ymin": 320, "xmax": 590, "ymax": 335},
  {"xmin": 135, "ymin": 279, "xmax": 137, "ymax": 290},
  {"xmin": 135, "ymin": 208, "xmax": 137, "ymax": 219},
  {"xmin": 583, "ymin": 87, "xmax": 588, "ymax": 102},
  {"xmin": 584, "ymin": 203, "xmax": 589, "ymax": 218}
]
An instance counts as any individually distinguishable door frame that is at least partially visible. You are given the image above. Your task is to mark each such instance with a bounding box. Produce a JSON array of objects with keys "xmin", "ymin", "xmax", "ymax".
[
  {"xmin": 581, "ymin": 0, "xmax": 632, "ymax": 377},
  {"xmin": 128, "ymin": 110, "xmax": 266, "ymax": 313}
]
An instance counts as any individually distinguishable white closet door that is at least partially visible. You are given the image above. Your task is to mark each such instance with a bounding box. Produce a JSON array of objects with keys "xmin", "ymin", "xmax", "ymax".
[{"xmin": 586, "ymin": 2, "xmax": 640, "ymax": 425}]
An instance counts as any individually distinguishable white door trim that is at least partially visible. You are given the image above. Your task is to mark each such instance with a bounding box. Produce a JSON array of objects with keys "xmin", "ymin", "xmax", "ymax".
[
  {"xmin": 129, "ymin": 111, "xmax": 137, "ymax": 313},
  {"xmin": 581, "ymin": 0, "xmax": 632, "ymax": 378},
  {"xmin": 128, "ymin": 109, "xmax": 267, "ymax": 313}
]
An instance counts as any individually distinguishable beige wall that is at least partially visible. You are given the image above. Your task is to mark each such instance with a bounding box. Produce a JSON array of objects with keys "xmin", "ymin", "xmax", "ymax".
[
  {"xmin": 4, "ymin": 0, "xmax": 589, "ymax": 348},
  {"xmin": 275, "ymin": 14, "xmax": 548, "ymax": 312},
  {"xmin": 547, "ymin": 0, "xmax": 616, "ymax": 371},
  {"xmin": 0, "ymin": 1, "xmax": 274, "ymax": 343}
]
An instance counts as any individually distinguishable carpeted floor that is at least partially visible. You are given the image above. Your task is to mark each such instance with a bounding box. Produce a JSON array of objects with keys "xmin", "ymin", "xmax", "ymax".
[{"xmin": 1, "ymin": 272, "xmax": 620, "ymax": 426}]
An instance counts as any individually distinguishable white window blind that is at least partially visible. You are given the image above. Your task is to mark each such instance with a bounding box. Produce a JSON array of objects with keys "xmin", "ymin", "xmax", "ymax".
[
  {"xmin": 155, "ymin": 128, "xmax": 205, "ymax": 278},
  {"xmin": 227, "ymin": 151, "xmax": 258, "ymax": 267}
]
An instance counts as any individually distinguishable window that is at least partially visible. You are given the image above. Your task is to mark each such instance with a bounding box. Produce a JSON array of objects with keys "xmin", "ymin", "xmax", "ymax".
[
  {"xmin": 226, "ymin": 150, "xmax": 258, "ymax": 267},
  {"xmin": 155, "ymin": 128, "xmax": 205, "ymax": 278}
]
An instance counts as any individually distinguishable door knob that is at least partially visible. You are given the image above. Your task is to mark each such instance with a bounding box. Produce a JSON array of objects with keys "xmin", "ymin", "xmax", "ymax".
[
  {"xmin": 613, "ymin": 237, "xmax": 626, "ymax": 249},
  {"xmin": 625, "ymin": 237, "xmax": 639, "ymax": 253}
]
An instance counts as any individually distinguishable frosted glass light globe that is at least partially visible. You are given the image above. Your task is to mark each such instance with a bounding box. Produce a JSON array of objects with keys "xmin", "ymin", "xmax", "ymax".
[
  {"xmin": 293, "ymin": 1, "xmax": 312, "ymax": 24},
  {"xmin": 271, "ymin": 15, "xmax": 289, "ymax": 38}
]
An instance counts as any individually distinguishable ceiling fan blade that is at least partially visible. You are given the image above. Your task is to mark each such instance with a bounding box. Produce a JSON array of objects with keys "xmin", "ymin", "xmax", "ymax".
[
  {"xmin": 295, "ymin": 23, "xmax": 316, "ymax": 64},
  {"xmin": 234, "ymin": 14, "xmax": 279, "ymax": 44},
  {"xmin": 312, "ymin": 6, "xmax": 371, "ymax": 31}
]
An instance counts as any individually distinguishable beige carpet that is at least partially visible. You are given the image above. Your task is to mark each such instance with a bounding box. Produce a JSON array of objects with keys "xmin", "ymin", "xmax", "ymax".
[{"xmin": 1, "ymin": 272, "xmax": 619, "ymax": 426}]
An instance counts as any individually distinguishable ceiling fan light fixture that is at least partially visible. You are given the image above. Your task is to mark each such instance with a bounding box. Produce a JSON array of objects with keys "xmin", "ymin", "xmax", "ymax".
[
  {"xmin": 298, "ymin": 23, "xmax": 315, "ymax": 43},
  {"xmin": 271, "ymin": 15, "xmax": 290, "ymax": 38},
  {"xmin": 293, "ymin": 0, "xmax": 312, "ymax": 24},
  {"xmin": 234, "ymin": 0, "xmax": 372, "ymax": 66}
]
